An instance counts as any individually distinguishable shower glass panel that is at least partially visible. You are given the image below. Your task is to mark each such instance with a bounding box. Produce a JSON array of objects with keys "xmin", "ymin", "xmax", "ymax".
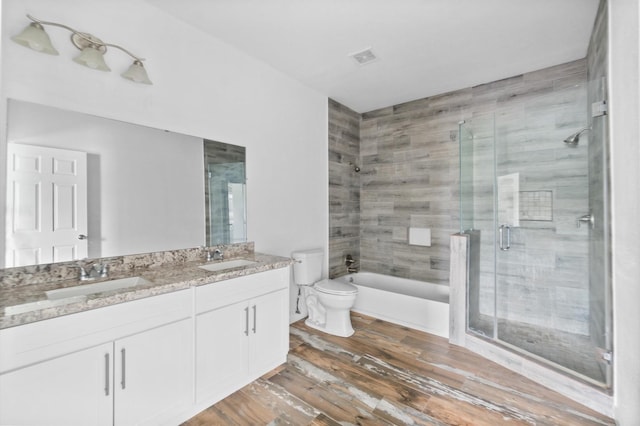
[
  {"xmin": 207, "ymin": 162, "xmax": 247, "ymax": 245},
  {"xmin": 461, "ymin": 88, "xmax": 611, "ymax": 387},
  {"xmin": 460, "ymin": 118, "xmax": 496, "ymax": 340}
]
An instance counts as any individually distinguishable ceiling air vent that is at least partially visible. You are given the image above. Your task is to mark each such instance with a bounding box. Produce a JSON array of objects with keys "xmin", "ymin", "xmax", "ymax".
[{"xmin": 349, "ymin": 48, "xmax": 377, "ymax": 65}]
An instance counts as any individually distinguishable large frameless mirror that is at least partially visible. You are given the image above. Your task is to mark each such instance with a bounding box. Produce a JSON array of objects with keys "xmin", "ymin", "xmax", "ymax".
[{"xmin": 2, "ymin": 99, "xmax": 247, "ymax": 268}]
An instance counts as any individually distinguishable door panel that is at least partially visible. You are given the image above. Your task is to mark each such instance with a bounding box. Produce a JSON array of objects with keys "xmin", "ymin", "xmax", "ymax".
[
  {"xmin": 114, "ymin": 319, "xmax": 192, "ymax": 426},
  {"xmin": 0, "ymin": 343, "xmax": 113, "ymax": 426},
  {"xmin": 249, "ymin": 289, "xmax": 288, "ymax": 375},
  {"xmin": 5, "ymin": 144, "xmax": 88, "ymax": 266},
  {"xmin": 196, "ymin": 301, "xmax": 249, "ymax": 403}
]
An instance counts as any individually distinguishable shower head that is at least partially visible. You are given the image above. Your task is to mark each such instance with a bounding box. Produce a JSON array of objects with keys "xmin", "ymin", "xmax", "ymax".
[{"xmin": 564, "ymin": 128, "xmax": 590, "ymax": 146}]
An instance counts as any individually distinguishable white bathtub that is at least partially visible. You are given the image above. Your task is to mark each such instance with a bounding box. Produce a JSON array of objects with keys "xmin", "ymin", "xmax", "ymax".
[{"xmin": 336, "ymin": 272, "xmax": 450, "ymax": 338}]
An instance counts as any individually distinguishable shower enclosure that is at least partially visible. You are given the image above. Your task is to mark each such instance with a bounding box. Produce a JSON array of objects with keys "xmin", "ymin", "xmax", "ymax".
[
  {"xmin": 459, "ymin": 85, "xmax": 611, "ymax": 387},
  {"xmin": 204, "ymin": 140, "xmax": 247, "ymax": 246}
]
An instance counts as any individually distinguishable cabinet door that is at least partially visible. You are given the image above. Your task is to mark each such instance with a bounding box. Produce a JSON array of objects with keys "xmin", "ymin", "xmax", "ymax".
[
  {"xmin": 114, "ymin": 318, "xmax": 192, "ymax": 426},
  {"xmin": 195, "ymin": 300, "xmax": 249, "ymax": 403},
  {"xmin": 0, "ymin": 343, "xmax": 113, "ymax": 426},
  {"xmin": 249, "ymin": 289, "xmax": 289, "ymax": 375}
]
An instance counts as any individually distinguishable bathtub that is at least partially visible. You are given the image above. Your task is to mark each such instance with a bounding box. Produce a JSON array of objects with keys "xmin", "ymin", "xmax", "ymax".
[{"xmin": 336, "ymin": 272, "xmax": 450, "ymax": 338}]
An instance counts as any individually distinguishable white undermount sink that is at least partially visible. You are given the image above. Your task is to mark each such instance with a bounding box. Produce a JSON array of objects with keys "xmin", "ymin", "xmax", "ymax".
[
  {"xmin": 4, "ymin": 277, "xmax": 152, "ymax": 316},
  {"xmin": 198, "ymin": 259, "xmax": 257, "ymax": 272},
  {"xmin": 45, "ymin": 276, "xmax": 151, "ymax": 300},
  {"xmin": 4, "ymin": 295, "xmax": 87, "ymax": 316}
]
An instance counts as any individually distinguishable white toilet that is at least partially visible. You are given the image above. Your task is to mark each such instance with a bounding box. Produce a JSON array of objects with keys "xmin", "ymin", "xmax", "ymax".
[{"xmin": 292, "ymin": 248, "xmax": 358, "ymax": 337}]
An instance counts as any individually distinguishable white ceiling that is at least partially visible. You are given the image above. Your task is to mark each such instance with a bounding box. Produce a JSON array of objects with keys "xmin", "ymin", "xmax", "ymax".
[{"xmin": 147, "ymin": 0, "xmax": 600, "ymax": 113}]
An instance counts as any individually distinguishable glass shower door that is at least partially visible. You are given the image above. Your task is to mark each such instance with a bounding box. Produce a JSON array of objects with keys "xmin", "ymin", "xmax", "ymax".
[
  {"xmin": 493, "ymin": 89, "xmax": 610, "ymax": 386},
  {"xmin": 462, "ymin": 103, "xmax": 611, "ymax": 388}
]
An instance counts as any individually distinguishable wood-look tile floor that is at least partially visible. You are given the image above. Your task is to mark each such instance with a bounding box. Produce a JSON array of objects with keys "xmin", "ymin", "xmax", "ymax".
[{"xmin": 184, "ymin": 313, "xmax": 614, "ymax": 425}]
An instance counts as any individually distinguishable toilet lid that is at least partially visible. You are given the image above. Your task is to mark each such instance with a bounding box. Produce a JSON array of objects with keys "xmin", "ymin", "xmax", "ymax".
[{"xmin": 315, "ymin": 279, "xmax": 358, "ymax": 295}]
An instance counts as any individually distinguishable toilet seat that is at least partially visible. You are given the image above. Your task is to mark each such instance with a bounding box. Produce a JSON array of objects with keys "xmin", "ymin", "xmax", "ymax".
[{"xmin": 315, "ymin": 279, "xmax": 358, "ymax": 295}]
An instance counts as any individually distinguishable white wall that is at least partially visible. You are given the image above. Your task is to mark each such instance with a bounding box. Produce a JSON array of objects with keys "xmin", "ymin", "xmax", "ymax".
[
  {"xmin": 609, "ymin": 1, "xmax": 640, "ymax": 423},
  {"xmin": 1, "ymin": 0, "xmax": 329, "ymax": 322}
]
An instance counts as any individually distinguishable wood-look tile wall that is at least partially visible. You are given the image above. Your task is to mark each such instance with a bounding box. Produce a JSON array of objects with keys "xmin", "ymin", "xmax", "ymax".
[
  {"xmin": 328, "ymin": 99, "xmax": 360, "ymax": 277},
  {"xmin": 329, "ymin": 59, "xmax": 592, "ymax": 320},
  {"xmin": 359, "ymin": 93, "xmax": 466, "ymax": 283}
]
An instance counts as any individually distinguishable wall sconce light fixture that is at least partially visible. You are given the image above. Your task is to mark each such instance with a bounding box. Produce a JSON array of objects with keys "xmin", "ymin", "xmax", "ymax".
[{"xmin": 12, "ymin": 14, "xmax": 152, "ymax": 85}]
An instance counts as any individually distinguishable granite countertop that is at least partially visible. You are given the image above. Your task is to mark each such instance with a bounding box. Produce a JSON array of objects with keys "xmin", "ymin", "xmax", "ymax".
[{"xmin": 0, "ymin": 252, "xmax": 293, "ymax": 330}]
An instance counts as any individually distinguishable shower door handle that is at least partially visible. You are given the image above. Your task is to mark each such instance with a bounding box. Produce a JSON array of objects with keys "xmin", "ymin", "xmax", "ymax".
[{"xmin": 499, "ymin": 225, "xmax": 511, "ymax": 251}]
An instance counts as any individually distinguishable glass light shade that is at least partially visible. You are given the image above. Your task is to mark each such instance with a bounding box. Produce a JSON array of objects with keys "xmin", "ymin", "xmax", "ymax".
[
  {"xmin": 73, "ymin": 47, "xmax": 111, "ymax": 71},
  {"xmin": 121, "ymin": 61, "xmax": 152, "ymax": 85},
  {"xmin": 11, "ymin": 23, "xmax": 59, "ymax": 55}
]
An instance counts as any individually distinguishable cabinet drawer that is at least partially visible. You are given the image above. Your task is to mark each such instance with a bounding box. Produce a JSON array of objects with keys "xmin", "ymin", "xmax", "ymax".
[
  {"xmin": 0, "ymin": 289, "xmax": 191, "ymax": 373},
  {"xmin": 195, "ymin": 267, "xmax": 289, "ymax": 314}
]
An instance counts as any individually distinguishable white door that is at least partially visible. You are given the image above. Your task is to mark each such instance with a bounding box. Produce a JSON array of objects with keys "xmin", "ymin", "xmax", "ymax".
[
  {"xmin": 5, "ymin": 144, "xmax": 88, "ymax": 267},
  {"xmin": 0, "ymin": 343, "xmax": 113, "ymax": 426}
]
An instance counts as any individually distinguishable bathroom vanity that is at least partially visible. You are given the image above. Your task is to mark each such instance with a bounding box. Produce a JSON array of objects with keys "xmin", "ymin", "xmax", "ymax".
[{"xmin": 0, "ymin": 248, "xmax": 291, "ymax": 426}]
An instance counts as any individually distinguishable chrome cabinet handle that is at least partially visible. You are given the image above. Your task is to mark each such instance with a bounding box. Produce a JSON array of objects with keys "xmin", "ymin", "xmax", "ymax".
[
  {"xmin": 78, "ymin": 234, "xmax": 88, "ymax": 240},
  {"xmin": 252, "ymin": 305, "xmax": 257, "ymax": 334},
  {"xmin": 121, "ymin": 348, "xmax": 126, "ymax": 390},
  {"xmin": 244, "ymin": 307, "xmax": 249, "ymax": 336},
  {"xmin": 104, "ymin": 353, "xmax": 110, "ymax": 396}
]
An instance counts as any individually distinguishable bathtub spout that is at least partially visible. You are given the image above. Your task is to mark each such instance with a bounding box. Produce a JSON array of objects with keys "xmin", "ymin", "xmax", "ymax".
[{"xmin": 345, "ymin": 254, "xmax": 358, "ymax": 273}]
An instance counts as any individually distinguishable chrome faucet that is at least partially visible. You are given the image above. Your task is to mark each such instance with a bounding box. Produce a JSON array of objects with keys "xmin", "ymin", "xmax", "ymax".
[
  {"xmin": 213, "ymin": 249, "xmax": 224, "ymax": 261},
  {"xmin": 79, "ymin": 263, "xmax": 108, "ymax": 281},
  {"xmin": 205, "ymin": 248, "xmax": 224, "ymax": 261}
]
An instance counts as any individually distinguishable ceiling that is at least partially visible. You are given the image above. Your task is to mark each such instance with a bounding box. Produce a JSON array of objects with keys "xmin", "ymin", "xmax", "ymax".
[{"xmin": 147, "ymin": 0, "xmax": 599, "ymax": 113}]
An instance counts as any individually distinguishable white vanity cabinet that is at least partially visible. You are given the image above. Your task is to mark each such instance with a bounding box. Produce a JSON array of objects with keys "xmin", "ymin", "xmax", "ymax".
[
  {"xmin": 0, "ymin": 289, "xmax": 193, "ymax": 426},
  {"xmin": 0, "ymin": 263, "xmax": 291, "ymax": 425},
  {"xmin": 195, "ymin": 267, "xmax": 289, "ymax": 405}
]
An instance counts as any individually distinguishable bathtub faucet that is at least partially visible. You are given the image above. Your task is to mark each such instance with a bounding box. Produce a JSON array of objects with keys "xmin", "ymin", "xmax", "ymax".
[{"xmin": 345, "ymin": 254, "xmax": 358, "ymax": 273}]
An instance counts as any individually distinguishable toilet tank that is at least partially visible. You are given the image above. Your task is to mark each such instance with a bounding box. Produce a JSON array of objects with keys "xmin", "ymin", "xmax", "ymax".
[{"xmin": 291, "ymin": 248, "xmax": 324, "ymax": 285}]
